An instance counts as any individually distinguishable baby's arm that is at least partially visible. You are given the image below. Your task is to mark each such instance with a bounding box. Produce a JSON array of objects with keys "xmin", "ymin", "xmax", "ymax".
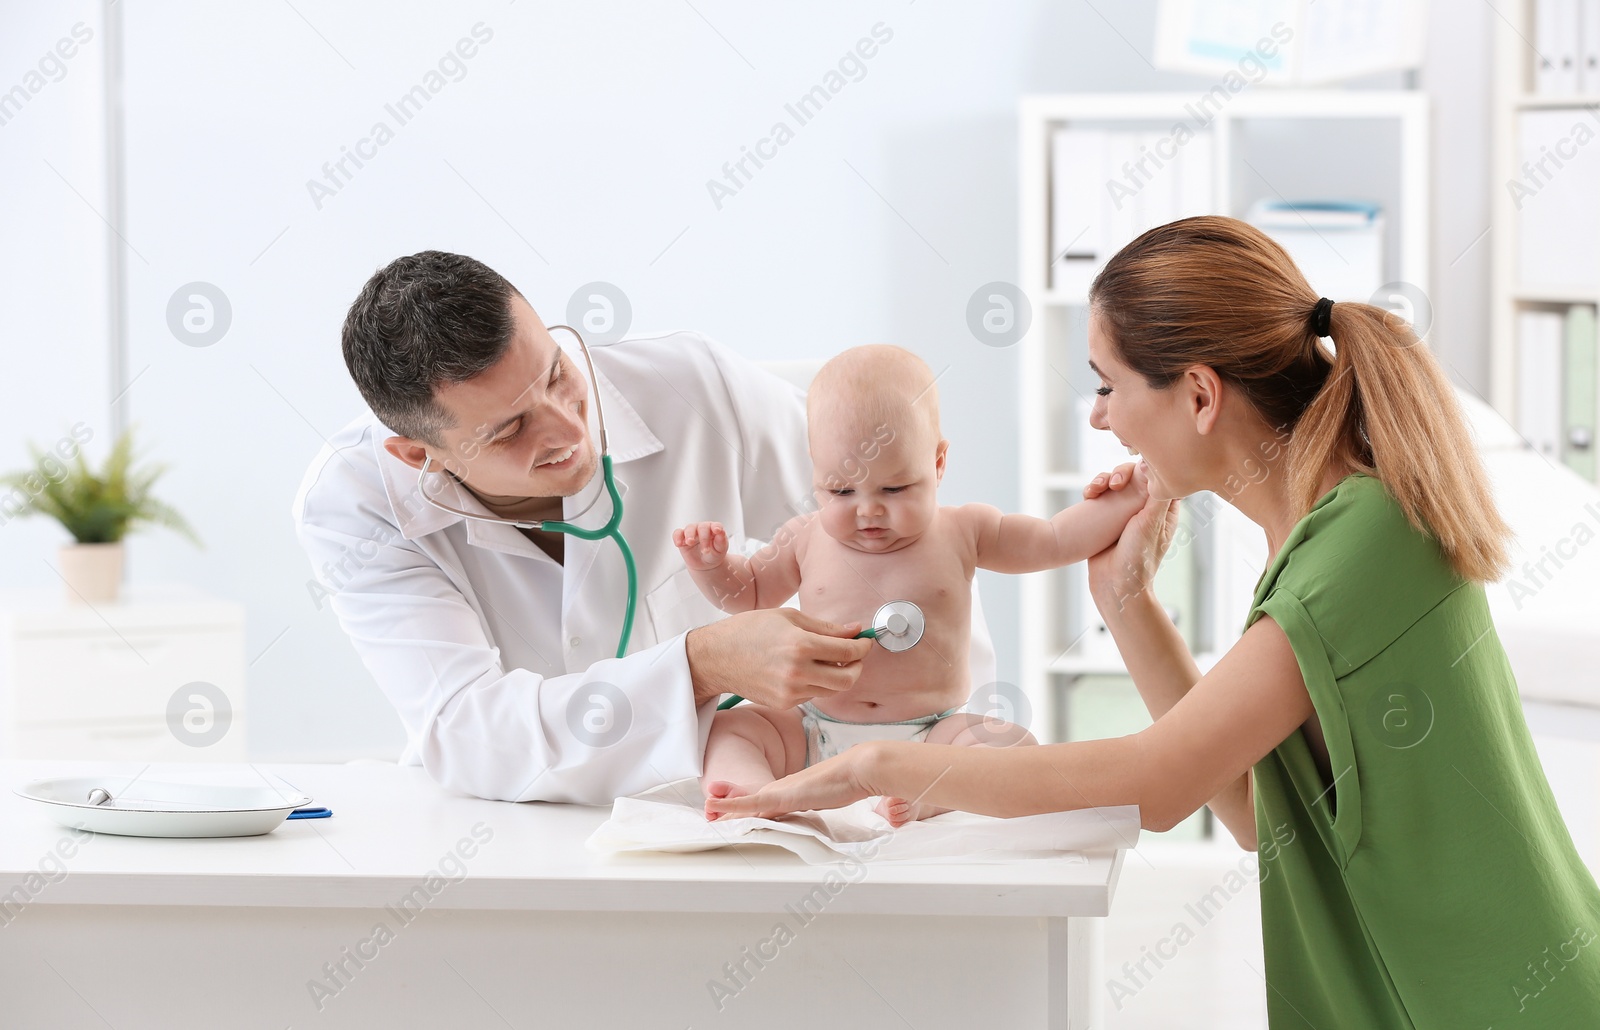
[
  {"xmin": 964, "ymin": 467, "xmax": 1150, "ymax": 573},
  {"xmin": 672, "ymin": 514, "xmax": 809, "ymax": 613}
]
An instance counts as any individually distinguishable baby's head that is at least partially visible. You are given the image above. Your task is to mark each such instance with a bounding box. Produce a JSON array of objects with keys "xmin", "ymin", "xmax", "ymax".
[{"xmin": 806, "ymin": 344, "xmax": 947, "ymax": 552}]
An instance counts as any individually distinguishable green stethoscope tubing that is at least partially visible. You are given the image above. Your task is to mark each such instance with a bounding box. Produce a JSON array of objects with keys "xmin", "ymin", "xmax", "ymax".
[{"xmin": 542, "ymin": 452, "xmax": 636, "ymax": 661}]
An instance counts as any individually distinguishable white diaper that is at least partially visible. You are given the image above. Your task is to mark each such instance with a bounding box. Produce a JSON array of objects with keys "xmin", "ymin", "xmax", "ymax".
[{"xmin": 800, "ymin": 702, "xmax": 961, "ymax": 768}]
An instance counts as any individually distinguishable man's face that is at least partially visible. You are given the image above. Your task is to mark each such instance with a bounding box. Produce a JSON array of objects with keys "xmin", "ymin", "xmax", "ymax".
[{"xmin": 426, "ymin": 294, "xmax": 599, "ymax": 500}]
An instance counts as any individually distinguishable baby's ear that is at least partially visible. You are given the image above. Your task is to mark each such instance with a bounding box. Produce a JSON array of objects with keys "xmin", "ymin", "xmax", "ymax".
[{"xmin": 934, "ymin": 439, "xmax": 950, "ymax": 481}]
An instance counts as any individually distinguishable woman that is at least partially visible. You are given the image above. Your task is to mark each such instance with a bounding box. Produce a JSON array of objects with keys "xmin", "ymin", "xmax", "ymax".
[{"xmin": 707, "ymin": 216, "xmax": 1600, "ymax": 1026}]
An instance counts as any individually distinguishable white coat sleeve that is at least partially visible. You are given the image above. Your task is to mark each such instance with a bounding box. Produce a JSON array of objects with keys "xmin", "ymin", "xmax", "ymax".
[
  {"xmin": 701, "ymin": 338, "xmax": 814, "ymax": 541},
  {"xmin": 294, "ymin": 464, "xmax": 708, "ymax": 807}
]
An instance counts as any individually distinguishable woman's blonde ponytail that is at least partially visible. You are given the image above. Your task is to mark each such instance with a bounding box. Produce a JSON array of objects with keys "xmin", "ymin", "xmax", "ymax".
[{"xmin": 1292, "ymin": 300, "xmax": 1509, "ymax": 581}]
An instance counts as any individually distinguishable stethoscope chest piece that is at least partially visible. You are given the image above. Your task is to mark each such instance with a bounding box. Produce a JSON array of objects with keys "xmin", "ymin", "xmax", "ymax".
[{"xmin": 867, "ymin": 599, "xmax": 925, "ymax": 652}]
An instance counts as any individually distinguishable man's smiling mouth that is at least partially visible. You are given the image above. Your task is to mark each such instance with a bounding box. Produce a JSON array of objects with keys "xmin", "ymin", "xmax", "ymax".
[{"xmin": 536, "ymin": 444, "xmax": 578, "ymax": 468}]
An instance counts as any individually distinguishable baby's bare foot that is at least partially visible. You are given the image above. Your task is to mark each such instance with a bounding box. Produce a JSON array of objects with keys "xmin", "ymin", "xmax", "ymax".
[
  {"xmin": 704, "ymin": 780, "xmax": 750, "ymax": 821},
  {"xmin": 874, "ymin": 795, "xmax": 950, "ymax": 827}
]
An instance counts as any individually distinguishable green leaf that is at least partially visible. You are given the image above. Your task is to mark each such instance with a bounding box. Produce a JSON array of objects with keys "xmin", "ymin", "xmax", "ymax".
[{"xmin": 0, "ymin": 426, "xmax": 200, "ymax": 546}]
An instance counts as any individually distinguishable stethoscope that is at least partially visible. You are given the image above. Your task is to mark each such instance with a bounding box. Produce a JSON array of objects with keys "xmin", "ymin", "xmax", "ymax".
[
  {"xmin": 416, "ymin": 325, "xmax": 638, "ymax": 661},
  {"xmin": 412, "ymin": 324, "xmax": 927, "ymax": 707},
  {"xmin": 715, "ymin": 598, "xmax": 925, "ymax": 710}
]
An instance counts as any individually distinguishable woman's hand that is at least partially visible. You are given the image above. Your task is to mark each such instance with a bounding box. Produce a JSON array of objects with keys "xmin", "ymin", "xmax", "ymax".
[
  {"xmin": 1084, "ymin": 460, "xmax": 1181, "ymax": 611},
  {"xmin": 704, "ymin": 744, "xmax": 883, "ymax": 820}
]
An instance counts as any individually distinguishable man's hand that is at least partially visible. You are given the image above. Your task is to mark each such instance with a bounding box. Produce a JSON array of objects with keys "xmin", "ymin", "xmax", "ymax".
[
  {"xmin": 687, "ymin": 608, "xmax": 874, "ymax": 708},
  {"xmin": 673, "ymin": 521, "xmax": 730, "ymax": 572}
]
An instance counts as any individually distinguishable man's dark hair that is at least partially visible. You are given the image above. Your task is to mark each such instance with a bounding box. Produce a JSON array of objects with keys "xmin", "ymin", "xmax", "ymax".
[{"xmin": 341, "ymin": 251, "xmax": 521, "ymax": 445}]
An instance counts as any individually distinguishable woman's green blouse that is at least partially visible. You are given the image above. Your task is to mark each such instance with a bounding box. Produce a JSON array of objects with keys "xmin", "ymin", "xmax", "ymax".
[{"xmin": 1246, "ymin": 473, "xmax": 1600, "ymax": 1027}]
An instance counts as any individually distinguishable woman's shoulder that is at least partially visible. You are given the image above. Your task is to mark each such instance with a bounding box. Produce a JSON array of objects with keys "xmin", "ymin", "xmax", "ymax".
[
  {"xmin": 1255, "ymin": 473, "xmax": 1450, "ymax": 582},
  {"xmin": 1247, "ymin": 473, "xmax": 1465, "ymax": 670}
]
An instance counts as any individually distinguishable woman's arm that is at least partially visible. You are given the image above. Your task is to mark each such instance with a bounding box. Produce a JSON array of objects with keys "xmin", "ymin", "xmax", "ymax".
[
  {"xmin": 873, "ymin": 612, "xmax": 1307, "ymax": 831},
  {"xmin": 703, "ymin": 613, "xmax": 1313, "ymax": 843},
  {"xmin": 1094, "ymin": 589, "xmax": 1258, "ymax": 844},
  {"xmin": 1081, "ymin": 462, "xmax": 1256, "ymax": 843},
  {"xmin": 1073, "ymin": 595, "xmax": 1310, "ymax": 843}
]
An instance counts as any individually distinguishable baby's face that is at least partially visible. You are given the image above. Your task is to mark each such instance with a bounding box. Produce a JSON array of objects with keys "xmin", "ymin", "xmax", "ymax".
[{"xmin": 810, "ymin": 422, "xmax": 945, "ymax": 553}]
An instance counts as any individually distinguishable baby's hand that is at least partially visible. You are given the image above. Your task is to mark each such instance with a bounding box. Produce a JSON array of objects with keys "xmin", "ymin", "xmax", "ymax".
[
  {"xmin": 673, "ymin": 521, "xmax": 730, "ymax": 572},
  {"xmin": 1083, "ymin": 460, "xmax": 1144, "ymax": 501}
]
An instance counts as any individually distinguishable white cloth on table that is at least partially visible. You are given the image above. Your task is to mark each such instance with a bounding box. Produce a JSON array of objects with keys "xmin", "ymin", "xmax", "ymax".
[{"xmin": 586, "ymin": 778, "xmax": 1142, "ymax": 865}]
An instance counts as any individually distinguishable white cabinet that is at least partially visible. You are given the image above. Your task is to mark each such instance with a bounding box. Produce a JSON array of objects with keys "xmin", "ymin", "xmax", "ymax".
[{"xmin": 0, "ymin": 585, "xmax": 246, "ymax": 760}]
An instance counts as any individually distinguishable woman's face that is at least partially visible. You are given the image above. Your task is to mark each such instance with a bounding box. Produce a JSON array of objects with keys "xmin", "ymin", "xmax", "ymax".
[{"xmin": 1086, "ymin": 309, "xmax": 1205, "ymax": 502}]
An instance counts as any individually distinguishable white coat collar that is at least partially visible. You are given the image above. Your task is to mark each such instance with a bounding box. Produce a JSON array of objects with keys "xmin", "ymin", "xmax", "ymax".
[{"xmin": 375, "ymin": 362, "xmax": 664, "ymax": 542}]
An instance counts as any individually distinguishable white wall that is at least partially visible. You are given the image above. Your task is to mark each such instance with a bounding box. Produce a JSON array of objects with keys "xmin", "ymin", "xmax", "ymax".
[
  {"xmin": 0, "ymin": 0, "xmax": 113, "ymax": 592},
  {"xmin": 1, "ymin": 0, "xmax": 1489, "ymax": 761}
]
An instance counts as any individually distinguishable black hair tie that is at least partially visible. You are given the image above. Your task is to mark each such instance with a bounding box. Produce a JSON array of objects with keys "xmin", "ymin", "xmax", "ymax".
[{"xmin": 1310, "ymin": 297, "xmax": 1334, "ymax": 337}]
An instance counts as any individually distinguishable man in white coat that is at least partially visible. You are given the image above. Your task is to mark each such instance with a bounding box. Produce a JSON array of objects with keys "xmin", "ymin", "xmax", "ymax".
[{"xmin": 294, "ymin": 252, "xmax": 993, "ymax": 804}]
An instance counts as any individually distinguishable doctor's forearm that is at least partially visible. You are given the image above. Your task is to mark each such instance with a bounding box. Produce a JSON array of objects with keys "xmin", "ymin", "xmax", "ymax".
[
  {"xmin": 1095, "ymin": 587, "xmax": 1254, "ymax": 840},
  {"xmin": 685, "ymin": 627, "xmax": 731, "ymax": 705}
]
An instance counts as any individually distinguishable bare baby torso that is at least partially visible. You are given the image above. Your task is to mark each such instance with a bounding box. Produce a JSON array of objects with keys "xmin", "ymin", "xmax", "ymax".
[{"xmin": 793, "ymin": 508, "xmax": 975, "ymax": 723}]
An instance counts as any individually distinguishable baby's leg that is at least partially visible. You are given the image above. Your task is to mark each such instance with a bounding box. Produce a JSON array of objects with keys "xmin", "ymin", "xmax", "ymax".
[
  {"xmin": 875, "ymin": 713, "xmax": 1038, "ymax": 828},
  {"xmin": 701, "ymin": 704, "xmax": 807, "ymax": 820}
]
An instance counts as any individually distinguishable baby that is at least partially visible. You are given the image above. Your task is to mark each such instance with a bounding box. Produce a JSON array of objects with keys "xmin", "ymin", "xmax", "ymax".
[{"xmin": 673, "ymin": 345, "xmax": 1148, "ymax": 825}]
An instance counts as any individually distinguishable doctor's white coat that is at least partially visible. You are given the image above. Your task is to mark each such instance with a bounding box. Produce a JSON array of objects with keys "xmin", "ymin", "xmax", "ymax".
[{"xmin": 292, "ymin": 330, "xmax": 994, "ymax": 804}]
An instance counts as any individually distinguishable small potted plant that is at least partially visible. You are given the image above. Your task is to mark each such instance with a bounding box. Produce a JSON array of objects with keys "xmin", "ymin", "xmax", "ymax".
[{"xmin": 0, "ymin": 426, "xmax": 200, "ymax": 603}]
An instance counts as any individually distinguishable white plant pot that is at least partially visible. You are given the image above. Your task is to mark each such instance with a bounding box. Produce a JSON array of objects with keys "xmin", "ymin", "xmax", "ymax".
[{"xmin": 58, "ymin": 542, "xmax": 124, "ymax": 604}]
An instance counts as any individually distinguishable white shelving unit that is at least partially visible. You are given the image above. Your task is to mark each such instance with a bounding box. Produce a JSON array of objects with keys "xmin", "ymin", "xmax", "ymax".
[
  {"xmin": 1490, "ymin": 0, "xmax": 1600, "ymax": 455},
  {"xmin": 1018, "ymin": 91, "xmax": 1430, "ymax": 747}
]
